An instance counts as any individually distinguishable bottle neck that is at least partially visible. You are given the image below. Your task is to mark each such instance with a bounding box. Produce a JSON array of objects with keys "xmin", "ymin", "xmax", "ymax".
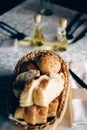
[
  {"xmin": 57, "ymin": 26, "xmax": 67, "ymax": 42},
  {"xmin": 34, "ymin": 22, "xmax": 41, "ymax": 32},
  {"xmin": 57, "ymin": 26, "xmax": 66, "ymax": 36},
  {"xmin": 34, "ymin": 21, "xmax": 41, "ymax": 27}
]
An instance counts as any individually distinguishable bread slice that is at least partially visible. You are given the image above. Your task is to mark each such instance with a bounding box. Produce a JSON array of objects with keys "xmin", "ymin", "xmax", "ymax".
[
  {"xmin": 24, "ymin": 106, "xmax": 36, "ymax": 125},
  {"xmin": 14, "ymin": 106, "xmax": 24, "ymax": 119},
  {"xmin": 35, "ymin": 106, "xmax": 48, "ymax": 124},
  {"xmin": 48, "ymin": 98, "xmax": 59, "ymax": 118},
  {"xmin": 14, "ymin": 98, "xmax": 59, "ymax": 125},
  {"xmin": 9, "ymin": 50, "xmax": 70, "ymax": 130}
]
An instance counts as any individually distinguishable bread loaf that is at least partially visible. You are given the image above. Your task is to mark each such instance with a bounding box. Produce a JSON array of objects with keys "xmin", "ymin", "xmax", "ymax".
[
  {"xmin": 33, "ymin": 73, "xmax": 64, "ymax": 106},
  {"xmin": 20, "ymin": 75, "xmax": 49, "ymax": 107}
]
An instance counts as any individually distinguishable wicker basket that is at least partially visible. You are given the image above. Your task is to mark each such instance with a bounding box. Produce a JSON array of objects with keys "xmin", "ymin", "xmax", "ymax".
[{"xmin": 9, "ymin": 50, "xmax": 70, "ymax": 130}]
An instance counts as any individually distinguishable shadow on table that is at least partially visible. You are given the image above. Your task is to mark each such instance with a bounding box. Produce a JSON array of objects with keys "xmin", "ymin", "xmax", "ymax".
[
  {"xmin": 0, "ymin": 0, "xmax": 26, "ymax": 15},
  {"xmin": 0, "ymin": 74, "xmax": 14, "ymax": 118}
]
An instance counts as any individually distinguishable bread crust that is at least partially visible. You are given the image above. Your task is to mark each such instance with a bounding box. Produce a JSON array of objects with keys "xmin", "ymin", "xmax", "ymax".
[
  {"xmin": 14, "ymin": 50, "xmax": 63, "ymax": 76},
  {"xmin": 36, "ymin": 53, "xmax": 61, "ymax": 74}
]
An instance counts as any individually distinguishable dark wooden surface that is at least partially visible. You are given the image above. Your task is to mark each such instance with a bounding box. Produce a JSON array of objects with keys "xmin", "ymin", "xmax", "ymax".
[
  {"xmin": 1, "ymin": 0, "xmax": 87, "ymax": 15},
  {"xmin": 0, "ymin": 0, "xmax": 87, "ymax": 15},
  {"xmin": 0, "ymin": 0, "xmax": 26, "ymax": 15},
  {"xmin": 50, "ymin": 0, "xmax": 87, "ymax": 14}
]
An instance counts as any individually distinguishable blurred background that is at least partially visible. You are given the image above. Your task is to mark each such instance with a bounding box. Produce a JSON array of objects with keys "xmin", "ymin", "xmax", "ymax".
[
  {"xmin": 0, "ymin": 0, "xmax": 26, "ymax": 15},
  {"xmin": 0, "ymin": 0, "xmax": 87, "ymax": 15}
]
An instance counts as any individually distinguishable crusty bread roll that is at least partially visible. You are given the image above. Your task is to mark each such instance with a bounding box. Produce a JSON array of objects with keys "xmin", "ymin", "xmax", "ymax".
[
  {"xmin": 14, "ymin": 50, "xmax": 62, "ymax": 76},
  {"xmin": 9, "ymin": 50, "xmax": 70, "ymax": 130},
  {"xmin": 19, "ymin": 60, "xmax": 38, "ymax": 73},
  {"xmin": 36, "ymin": 53, "xmax": 61, "ymax": 74}
]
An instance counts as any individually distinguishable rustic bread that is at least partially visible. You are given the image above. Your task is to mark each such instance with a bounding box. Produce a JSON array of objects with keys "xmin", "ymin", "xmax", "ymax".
[
  {"xmin": 24, "ymin": 105, "xmax": 48, "ymax": 125},
  {"xmin": 48, "ymin": 98, "xmax": 59, "ymax": 118},
  {"xmin": 36, "ymin": 53, "xmax": 61, "ymax": 74},
  {"xmin": 19, "ymin": 75, "xmax": 48, "ymax": 107},
  {"xmin": 14, "ymin": 98, "xmax": 59, "ymax": 125},
  {"xmin": 33, "ymin": 73, "xmax": 64, "ymax": 107},
  {"xmin": 14, "ymin": 106, "xmax": 24, "ymax": 119}
]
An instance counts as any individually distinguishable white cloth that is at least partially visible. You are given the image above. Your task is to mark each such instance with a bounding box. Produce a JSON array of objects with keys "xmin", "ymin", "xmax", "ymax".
[
  {"xmin": 56, "ymin": 62, "xmax": 87, "ymax": 130},
  {"xmin": 70, "ymin": 62, "xmax": 87, "ymax": 127},
  {"xmin": 71, "ymin": 89, "xmax": 87, "ymax": 126}
]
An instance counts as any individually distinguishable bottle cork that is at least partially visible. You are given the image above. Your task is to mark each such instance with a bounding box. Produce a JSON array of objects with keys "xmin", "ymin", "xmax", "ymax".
[
  {"xmin": 34, "ymin": 13, "xmax": 41, "ymax": 23},
  {"xmin": 59, "ymin": 18, "xmax": 67, "ymax": 28}
]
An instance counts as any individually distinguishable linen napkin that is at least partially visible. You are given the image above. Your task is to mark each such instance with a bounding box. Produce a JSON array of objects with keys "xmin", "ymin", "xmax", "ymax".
[
  {"xmin": 57, "ymin": 62, "xmax": 87, "ymax": 129},
  {"xmin": 70, "ymin": 62, "xmax": 87, "ymax": 127}
]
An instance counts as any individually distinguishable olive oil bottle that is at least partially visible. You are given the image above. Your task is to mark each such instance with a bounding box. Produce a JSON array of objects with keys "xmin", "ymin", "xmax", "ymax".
[
  {"xmin": 32, "ymin": 13, "xmax": 45, "ymax": 46},
  {"xmin": 57, "ymin": 18, "xmax": 68, "ymax": 51}
]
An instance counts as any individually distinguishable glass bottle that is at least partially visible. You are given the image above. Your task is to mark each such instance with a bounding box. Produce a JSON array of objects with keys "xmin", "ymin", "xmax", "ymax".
[
  {"xmin": 57, "ymin": 18, "xmax": 68, "ymax": 51},
  {"xmin": 32, "ymin": 13, "xmax": 45, "ymax": 46}
]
